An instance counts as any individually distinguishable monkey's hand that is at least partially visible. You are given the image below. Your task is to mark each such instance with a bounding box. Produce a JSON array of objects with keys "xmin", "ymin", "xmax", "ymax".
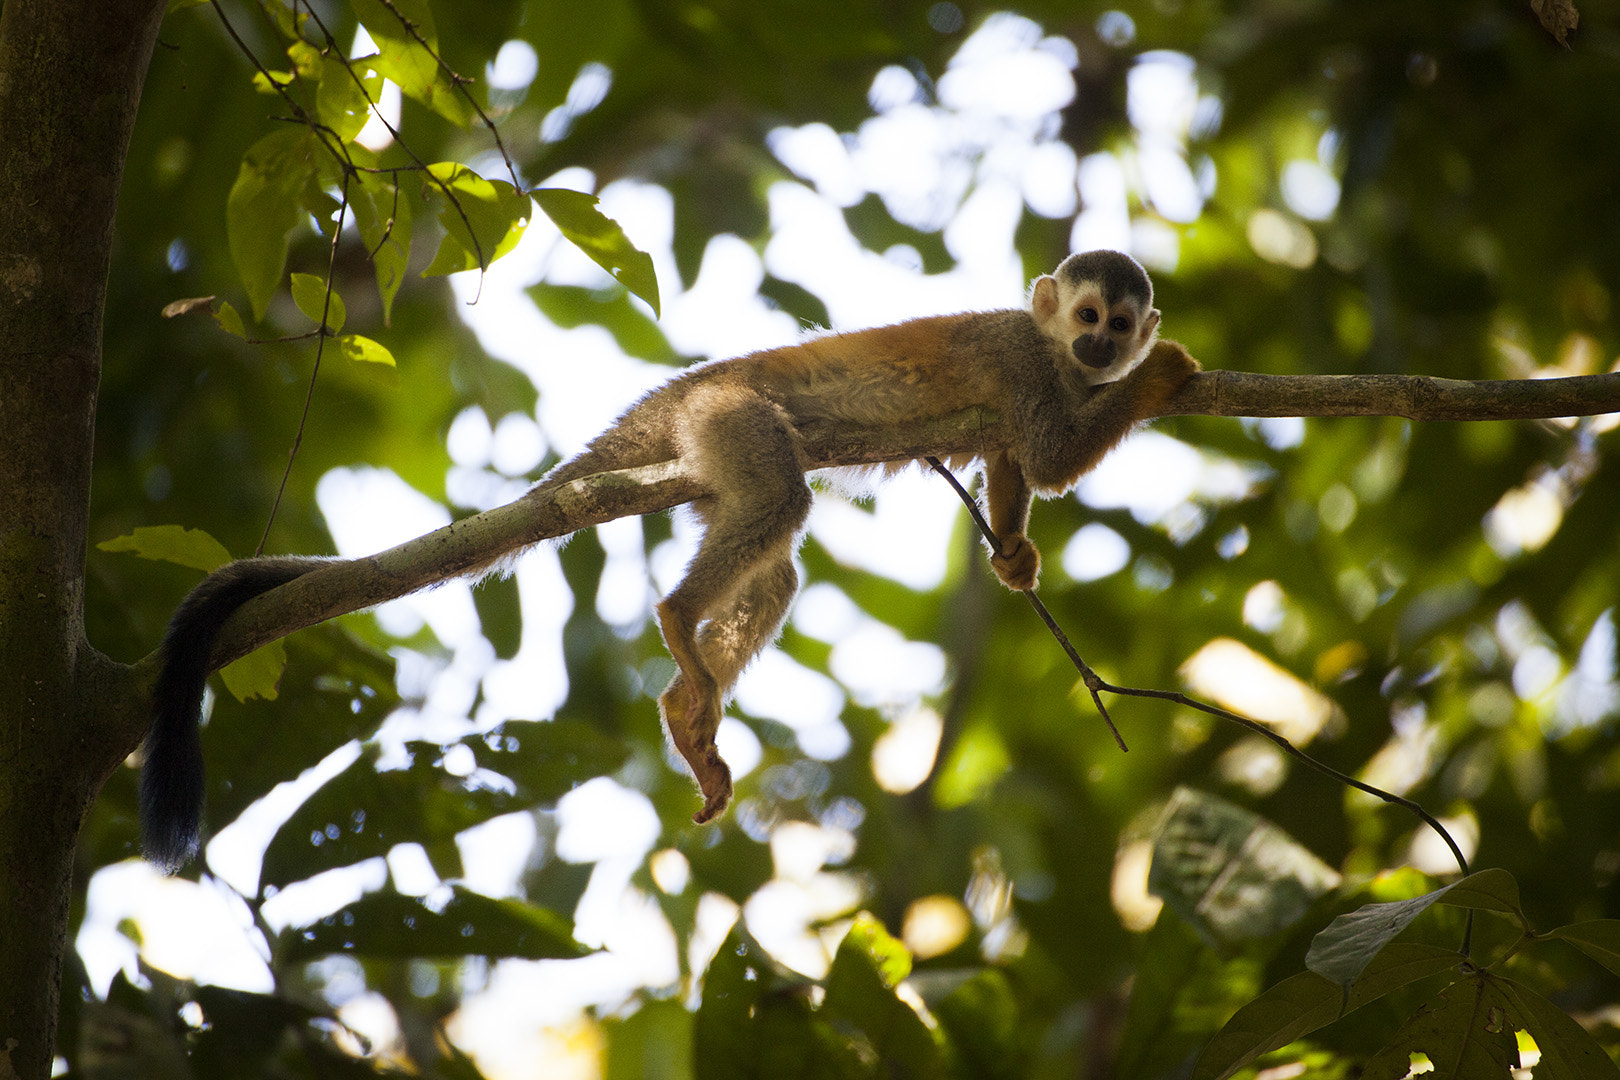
[
  {"xmin": 991, "ymin": 534, "xmax": 1041, "ymax": 591},
  {"xmin": 1130, "ymin": 339, "xmax": 1201, "ymax": 406}
]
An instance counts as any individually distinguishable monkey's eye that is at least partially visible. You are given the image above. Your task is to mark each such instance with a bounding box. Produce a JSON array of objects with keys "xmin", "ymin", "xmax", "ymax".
[
  {"xmin": 1109, "ymin": 316, "xmax": 1130, "ymax": 332},
  {"xmin": 1078, "ymin": 307, "xmax": 1099, "ymax": 324}
]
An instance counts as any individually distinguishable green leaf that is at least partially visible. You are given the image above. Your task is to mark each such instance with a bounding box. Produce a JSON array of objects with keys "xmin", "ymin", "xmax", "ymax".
[
  {"xmin": 603, "ymin": 998, "xmax": 695, "ymax": 1080},
  {"xmin": 528, "ymin": 283, "xmax": 678, "ymax": 364},
  {"xmin": 218, "ymin": 640, "xmax": 289, "ymax": 703},
  {"xmin": 1548, "ymin": 920, "xmax": 1620, "ymax": 979},
  {"xmin": 352, "ymin": 171, "xmax": 411, "ymax": 324},
  {"xmin": 1494, "ymin": 974, "xmax": 1620, "ymax": 1079},
  {"xmin": 277, "ymin": 886, "xmax": 588, "ymax": 964},
  {"xmin": 1191, "ymin": 943, "xmax": 1462, "ymax": 1080},
  {"xmin": 1306, "ymin": 869, "xmax": 1522, "ymax": 991},
  {"xmin": 1149, "ymin": 787, "xmax": 1342, "ymax": 949},
  {"xmin": 290, "ymin": 272, "xmax": 346, "ymax": 333},
  {"xmin": 316, "ymin": 55, "xmax": 381, "ymax": 143},
  {"xmin": 933, "ymin": 970, "xmax": 1022, "ymax": 1080},
  {"xmin": 1360, "ymin": 973, "xmax": 1519, "ymax": 1080},
  {"xmin": 203, "ymin": 629, "xmax": 397, "ymax": 838},
  {"xmin": 822, "ymin": 913, "xmax": 942, "ymax": 1076},
  {"xmin": 842, "ymin": 912, "xmax": 912, "ymax": 988},
  {"xmin": 695, "ymin": 929, "xmax": 771, "ymax": 1078},
  {"xmin": 421, "ymin": 163, "xmax": 530, "ymax": 276},
  {"xmin": 472, "ymin": 573, "xmax": 522, "ymax": 659},
  {"xmin": 213, "ymin": 300, "xmax": 247, "ymax": 339},
  {"xmin": 350, "ymin": 0, "xmax": 472, "ymax": 127},
  {"xmin": 97, "ymin": 525, "xmax": 232, "ymax": 572},
  {"xmin": 336, "ymin": 332, "xmax": 394, "ymax": 367},
  {"xmin": 1433, "ymin": 867, "xmax": 1528, "ymax": 929},
  {"xmin": 227, "ymin": 129, "xmax": 317, "ymax": 321},
  {"xmin": 533, "ymin": 188, "xmax": 661, "ymax": 316},
  {"xmin": 262, "ymin": 721, "xmax": 626, "ymax": 887}
]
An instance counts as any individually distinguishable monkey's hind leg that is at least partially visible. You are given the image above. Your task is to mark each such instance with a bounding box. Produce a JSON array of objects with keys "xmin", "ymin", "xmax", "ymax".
[
  {"xmin": 654, "ymin": 388, "xmax": 812, "ymax": 822},
  {"xmin": 660, "ymin": 555, "xmax": 800, "ymax": 822}
]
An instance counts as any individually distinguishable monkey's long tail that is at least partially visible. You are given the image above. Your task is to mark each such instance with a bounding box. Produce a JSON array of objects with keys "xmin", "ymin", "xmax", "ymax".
[{"xmin": 141, "ymin": 556, "xmax": 321, "ymax": 871}]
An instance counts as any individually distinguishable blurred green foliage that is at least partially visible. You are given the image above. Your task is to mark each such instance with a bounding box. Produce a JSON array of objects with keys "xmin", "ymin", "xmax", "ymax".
[{"xmin": 71, "ymin": 0, "xmax": 1620, "ymax": 1075}]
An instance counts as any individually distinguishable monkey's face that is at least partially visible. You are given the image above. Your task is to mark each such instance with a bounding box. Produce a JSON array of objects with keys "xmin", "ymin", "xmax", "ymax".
[{"xmin": 1031, "ymin": 268, "xmax": 1161, "ymax": 386}]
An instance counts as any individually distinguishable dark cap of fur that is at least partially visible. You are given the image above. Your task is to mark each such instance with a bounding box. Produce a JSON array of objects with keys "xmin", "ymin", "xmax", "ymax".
[{"xmin": 1053, "ymin": 250, "xmax": 1153, "ymax": 309}]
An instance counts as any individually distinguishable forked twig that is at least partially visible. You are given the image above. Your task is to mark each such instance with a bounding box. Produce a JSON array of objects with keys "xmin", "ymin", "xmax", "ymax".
[{"xmin": 923, "ymin": 455, "xmax": 1469, "ymax": 879}]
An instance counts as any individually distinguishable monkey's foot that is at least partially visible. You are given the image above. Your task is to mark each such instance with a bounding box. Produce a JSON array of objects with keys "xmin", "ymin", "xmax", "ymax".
[
  {"xmin": 991, "ymin": 534, "xmax": 1040, "ymax": 591},
  {"xmin": 659, "ymin": 683, "xmax": 734, "ymax": 824},
  {"xmin": 680, "ymin": 740, "xmax": 733, "ymax": 824}
]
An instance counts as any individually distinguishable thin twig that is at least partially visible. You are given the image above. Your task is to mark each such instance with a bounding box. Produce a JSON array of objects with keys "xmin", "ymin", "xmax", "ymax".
[
  {"xmin": 922, "ymin": 455, "xmax": 1470, "ymax": 881},
  {"xmin": 258, "ymin": 170, "xmax": 352, "ymax": 554},
  {"xmin": 924, "ymin": 457, "xmax": 1126, "ymax": 751}
]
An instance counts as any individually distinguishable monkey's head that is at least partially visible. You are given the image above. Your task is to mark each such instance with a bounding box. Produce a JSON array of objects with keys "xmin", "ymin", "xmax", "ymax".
[{"xmin": 1030, "ymin": 250, "xmax": 1161, "ymax": 386}]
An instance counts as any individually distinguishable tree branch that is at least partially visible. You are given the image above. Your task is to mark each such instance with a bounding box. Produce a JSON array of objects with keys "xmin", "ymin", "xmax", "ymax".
[
  {"xmin": 1163, "ymin": 368, "xmax": 1620, "ymax": 421},
  {"xmin": 175, "ymin": 367, "xmax": 1620, "ymax": 675}
]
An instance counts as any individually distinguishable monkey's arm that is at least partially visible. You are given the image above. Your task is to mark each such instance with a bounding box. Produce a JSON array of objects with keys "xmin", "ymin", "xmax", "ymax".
[
  {"xmin": 1038, "ymin": 340, "xmax": 1201, "ymax": 490},
  {"xmin": 984, "ymin": 449, "xmax": 1040, "ymax": 591}
]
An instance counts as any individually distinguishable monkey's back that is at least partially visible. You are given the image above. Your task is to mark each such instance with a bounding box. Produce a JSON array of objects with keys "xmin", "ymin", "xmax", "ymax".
[{"xmin": 747, "ymin": 310, "xmax": 1051, "ymax": 430}]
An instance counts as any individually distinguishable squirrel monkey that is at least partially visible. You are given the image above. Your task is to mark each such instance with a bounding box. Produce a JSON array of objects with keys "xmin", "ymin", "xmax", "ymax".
[{"xmin": 140, "ymin": 249, "xmax": 1198, "ymax": 868}]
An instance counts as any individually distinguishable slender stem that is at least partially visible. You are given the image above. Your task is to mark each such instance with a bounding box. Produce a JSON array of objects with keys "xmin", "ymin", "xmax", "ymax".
[
  {"xmin": 257, "ymin": 171, "xmax": 351, "ymax": 555},
  {"xmin": 923, "ymin": 455, "xmax": 1470, "ymax": 881},
  {"xmin": 924, "ymin": 458, "xmax": 1126, "ymax": 751}
]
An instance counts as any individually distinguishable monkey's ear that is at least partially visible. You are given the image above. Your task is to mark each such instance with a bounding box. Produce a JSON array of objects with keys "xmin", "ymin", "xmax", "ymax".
[
  {"xmin": 1144, "ymin": 308, "xmax": 1162, "ymax": 334},
  {"xmin": 1031, "ymin": 275, "xmax": 1060, "ymax": 324}
]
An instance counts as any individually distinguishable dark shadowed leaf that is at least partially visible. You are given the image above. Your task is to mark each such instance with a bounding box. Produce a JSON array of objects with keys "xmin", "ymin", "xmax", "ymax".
[
  {"xmin": 277, "ymin": 885, "xmax": 588, "ymax": 963},
  {"xmin": 1150, "ymin": 786, "xmax": 1341, "ymax": 949}
]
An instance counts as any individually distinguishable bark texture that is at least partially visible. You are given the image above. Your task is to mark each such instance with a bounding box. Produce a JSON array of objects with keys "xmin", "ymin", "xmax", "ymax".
[{"xmin": 0, "ymin": 1, "xmax": 167, "ymax": 1075}]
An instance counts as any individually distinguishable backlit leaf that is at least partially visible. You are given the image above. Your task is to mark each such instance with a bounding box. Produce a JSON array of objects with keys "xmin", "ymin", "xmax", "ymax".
[
  {"xmin": 421, "ymin": 163, "xmax": 529, "ymax": 276},
  {"xmin": 533, "ymin": 187, "xmax": 661, "ymax": 316},
  {"xmin": 98, "ymin": 525, "xmax": 231, "ymax": 572},
  {"xmin": 290, "ymin": 272, "xmax": 346, "ymax": 333},
  {"xmin": 227, "ymin": 129, "xmax": 317, "ymax": 320}
]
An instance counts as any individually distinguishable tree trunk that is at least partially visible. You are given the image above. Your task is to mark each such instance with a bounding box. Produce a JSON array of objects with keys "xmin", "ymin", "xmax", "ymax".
[{"xmin": 0, "ymin": 0, "xmax": 166, "ymax": 1075}]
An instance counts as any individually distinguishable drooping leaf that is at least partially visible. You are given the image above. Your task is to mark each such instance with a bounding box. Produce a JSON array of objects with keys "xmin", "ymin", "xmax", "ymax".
[
  {"xmin": 290, "ymin": 272, "xmax": 346, "ymax": 333},
  {"xmin": 97, "ymin": 525, "xmax": 232, "ymax": 572},
  {"xmin": 352, "ymin": 170, "xmax": 411, "ymax": 324},
  {"xmin": 1548, "ymin": 920, "xmax": 1620, "ymax": 979},
  {"xmin": 226, "ymin": 129, "xmax": 318, "ymax": 320},
  {"xmin": 421, "ymin": 163, "xmax": 530, "ymax": 276},
  {"xmin": 277, "ymin": 885, "xmax": 588, "ymax": 964},
  {"xmin": 1191, "ymin": 943, "xmax": 1462, "ymax": 1080},
  {"xmin": 533, "ymin": 187, "xmax": 661, "ymax": 316},
  {"xmin": 1432, "ymin": 867, "xmax": 1528, "ymax": 929}
]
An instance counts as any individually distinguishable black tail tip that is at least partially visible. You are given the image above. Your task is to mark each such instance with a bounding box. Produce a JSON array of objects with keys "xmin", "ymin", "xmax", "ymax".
[
  {"xmin": 139, "ymin": 764, "xmax": 204, "ymax": 873},
  {"xmin": 141, "ymin": 824, "xmax": 202, "ymax": 874}
]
